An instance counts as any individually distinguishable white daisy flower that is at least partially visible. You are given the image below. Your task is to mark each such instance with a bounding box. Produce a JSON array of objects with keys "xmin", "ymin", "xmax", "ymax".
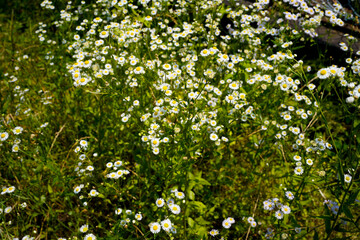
[
  {"xmin": 222, "ymin": 219, "xmax": 231, "ymax": 229},
  {"xmin": 344, "ymin": 174, "xmax": 352, "ymax": 183},
  {"xmin": 247, "ymin": 217, "xmax": 254, "ymax": 223},
  {"xmin": 0, "ymin": 132, "xmax": 9, "ymax": 141},
  {"xmin": 74, "ymin": 186, "xmax": 81, "ymax": 194},
  {"xmin": 169, "ymin": 204, "xmax": 181, "ymax": 214},
  {"xmin": 317, "ymin": 68, "xmax": 330, "ymax": 79},
  {"xmin": 149, "ymin": 222, "xmax": 161, "ymax": 234},
  {"xmin": 294, "ymin": 166, "xmax": 304, "ymax": 175},
  {"xmin": 285, "ymin": 191, "xmax": 294, "ymax": 200},
  {"xmin": 80, "ymin": 224, "xmax": 89, "ymax": 233},
  {"xmin": 209, "ymin": 229, "xmax": 219, "ymax": 236},
  {"xmin": 79, "ymin": 140, "xmax": 88, "ymax": 149},
  {"xmin": 13, "ymin": 126, "xmax": 23, "ymax": 135},
  {"xmin": 4, "ymin": 206, "xmax": 12, "ymax": 214},
  {"xmin": 175, "ymin": 191, "xmax": 185, "ymax": 199},
  {"xmin": 115, "ymin": 208, "xmax": 122, "ymax": 215},
  {"xmin": 99, "ymin": 31, "xmax": 109, "ymax": 38},
  {"xmin": 7, "ymin": 186, "xmax": 15, "ymax": 193},
  {"xmin": 12, "ymin": 144, "xmax": 20, "ymax": 152},
  {"xmin": 135, "ymin": 213, "xmax": 142, "ymax": 221},
  {"xmin": 281, "ymin": 205, "xmax": 291, "ymax": 214},
  {"xmin": 210, "ymin": 133, "xmax": 218, "ymax": 141},
  {"xmin": 83, "ymin": 233, "xmax": 96, "ymax": 240},
  {"xmin": 227, "ymin": 217, "xmax": 235, "ymax": 224},
  {"xmin": 306, "ymin": 159, "xmax": 313, "ymax": 165},
  {"xmin": 89, "ymin": 189, "xmax": 98, "ymax": 197},
  {"xmin": 156, "ymin": 198, "xmax": 165, "ymax": 207},
  {"xmin": 275, "ymin": 210, "xmax": 283, "ymax": 219},
  {"xmin": 161, "ymin": 219, "xmax": 172, "ymax": 231}
]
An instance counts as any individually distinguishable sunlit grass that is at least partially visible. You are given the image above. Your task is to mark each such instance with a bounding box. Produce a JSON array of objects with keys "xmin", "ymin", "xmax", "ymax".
[{"xmin": 0, "ymin": 0, "xmax": 359, "ymax": 239}]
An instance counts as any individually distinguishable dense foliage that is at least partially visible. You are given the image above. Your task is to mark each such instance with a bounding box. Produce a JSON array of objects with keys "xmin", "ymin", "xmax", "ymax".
[{"xmin": 1, "ymin": 0, "xmax": 360, "ymax": 239}]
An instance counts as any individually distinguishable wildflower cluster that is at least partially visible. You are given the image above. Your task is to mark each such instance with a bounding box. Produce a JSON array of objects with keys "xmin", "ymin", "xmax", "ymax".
[
  {"xmin": 148, "ymin": 189, "xmax": 185, "ymax": 236},
  {"xmin": 0, "ymin": 0, "xmax": 359, "ymax": 239},
  {"xmin": 263, "ymin": 198, "xmax": 291, "ymax": 220}
]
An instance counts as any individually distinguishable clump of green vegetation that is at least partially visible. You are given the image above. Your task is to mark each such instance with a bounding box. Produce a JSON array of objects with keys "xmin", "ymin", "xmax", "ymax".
[{"xmin": 1, "ymin": 0, "xmax": 359, "ymax": 239}]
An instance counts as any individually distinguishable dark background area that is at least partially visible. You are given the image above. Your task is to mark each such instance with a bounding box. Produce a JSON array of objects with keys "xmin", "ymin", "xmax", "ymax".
[{"xmin": 0, "ymin": 0, "xmax": 43, "ymax": 21}]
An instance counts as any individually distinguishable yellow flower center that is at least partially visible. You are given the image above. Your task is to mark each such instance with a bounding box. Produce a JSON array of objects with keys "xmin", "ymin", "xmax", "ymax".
[{"xmin": 320, "ymin": 69, "xmax": 327, "ymax": 75}]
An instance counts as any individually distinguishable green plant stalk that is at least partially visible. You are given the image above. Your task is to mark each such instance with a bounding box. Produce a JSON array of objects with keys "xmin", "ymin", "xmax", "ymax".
[
  {"xmin": 325, "ymin": 171, "xmax": 355, "ymax": 239},
  {"xmin": 325, "ymin": 125, "xmax": 359, "ymax": 239},
  {"xmin": 291, "ymin": 164, "xmax": 314, "ymax": 207}
]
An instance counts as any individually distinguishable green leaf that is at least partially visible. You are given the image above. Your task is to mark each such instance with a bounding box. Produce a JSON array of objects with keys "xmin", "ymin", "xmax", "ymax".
[
  {"xmin": 314, "ymin": 230, "xmax": 319, "ymax": 240},
  {"xmin": 325, "ymin": 216, "xmax": 331, "ymax": 234},
  {"xmin": 337, "ymin": 162, "xmax": 345, "ymax": 187},
  {"xmin": 195, "ymin": 177, "xmax": 211, "ymax": 186},
  {"xmin": 31, "ymin": 212, "xmax": 40, "ymax": 217},
  {"xmin": 310, "ymin": 215, "xmax": 333, "ymax": 220},
  {"xmin": 189, "ymin": 190, "xmax": 195, "ymax": 200},
  {"xmin": 48, "ymin": 184, "xmax": 53, "ymax": 194},
  {"xmin": 319, "ymin": 206, "xmax": 332, "ymax": 234},
  {"xmin": 189, "ymin": 201, "xmax": 207, "ymax": 213},
  {"xmin": 196, "ymin": 226, "xmax": 208, "ymax": 238},
  {"xmin": 342, "ymin": 205, "xmax": 353, "ymax": 219},
  {"xmin": 334, "ymin": 223, "xmax": 350, "ymax": 233},
  {"xmin": 98, "ymin": 193, "xmax": 105, "ymax": 199},
  {"xmin": 289, "ymin": 215, "xmax": 298, "ymax": 225},
  {"xmin": 195, "ymin": 216, "xmax": 211, "ymax": 226},
  {"xmin": 347, "ymin": 189, "xmax": 360, "ymax": 205},
  {"xmin": 21, "ymin": 223, "xmax": 32, "ymax": 232},
  {"xmin": 188, "ymin": 217, "xmax": 195, "ymax": 228}
]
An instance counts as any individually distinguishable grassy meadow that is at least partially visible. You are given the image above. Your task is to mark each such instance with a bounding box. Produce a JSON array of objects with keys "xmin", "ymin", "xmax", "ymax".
[{"xmin": 0, "ymin": 0, "xmax": 360, "ymax": 239}]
